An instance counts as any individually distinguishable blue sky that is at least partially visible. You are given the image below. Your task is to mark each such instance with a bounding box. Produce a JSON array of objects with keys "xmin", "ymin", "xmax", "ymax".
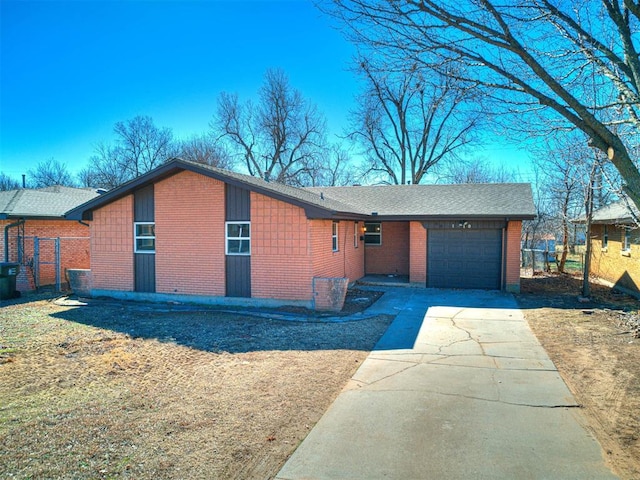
[{"xmin": 0, "ymin": 0, "xmax": 531, "ymax": 183}]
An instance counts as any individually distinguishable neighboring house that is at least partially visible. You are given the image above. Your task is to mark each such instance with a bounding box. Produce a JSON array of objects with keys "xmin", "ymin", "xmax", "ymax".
[
  {"xmin": 66, "ymin": 159, "xmax": 536, "ymax": 310},
  {"xmin": 0, "ymin": 185, "xmax": 101, "ymax": 292},
  {"xmin": 581, "ymin": 198, "xmax": 640, "ymax": 295}
]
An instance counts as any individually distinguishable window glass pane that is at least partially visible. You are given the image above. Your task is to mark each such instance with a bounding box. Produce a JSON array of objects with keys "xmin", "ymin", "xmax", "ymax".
[
  {"xmin": 136, "ymin": 238, "xmax": 155, "ymax": 251},
  {"xmin": 136, "ymin": 224, "xmax": 155, "ymax": 236},
  {"xmin": 364, "ymin": 222, "xmax": 381, "ymax": 245},
  {"xmin": 228, "ymin": 239, "xmax": 250, "ymax": 254},
  {"xmin": 227, "ymin": 223, "xmax": 250, "ymax": 238}
]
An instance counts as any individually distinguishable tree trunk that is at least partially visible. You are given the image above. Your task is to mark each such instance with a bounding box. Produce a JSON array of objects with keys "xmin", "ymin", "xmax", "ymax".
[{"xmin": 582, "ymin": 166, "xmax": 596, "ymax": 298}]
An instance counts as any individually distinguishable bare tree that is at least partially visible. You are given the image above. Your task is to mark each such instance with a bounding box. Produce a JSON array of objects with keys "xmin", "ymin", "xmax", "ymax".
[
  {"xmin": 0, "ymin": 173, "xmax": 20, "ymax": 191},
  {"xmin": 177, "ymin": 134, "xmax": 233, "ymax": 169},
  {"xmin": 436, "ymin": 157, "xmax": 517, "ymax": 184},
  {"xmin": 27, "ymin": 158, "xmax": 76, "ymax": 188},
  {"xmin": 352, "ymin": 58, "xmax": 479, "ymax": 185},
  {"xmin": 113, "ymin": 115, "xmax": 176, "ymax": 178},
  {"xmin": 326, "ymin": 1, "xmax": 640, "ymax": 206},
  {"xmin": 522, "ymin": 163, "xmax": 554, "ymax": 250},
  {"xmin": 534, "ymin": 134, "xmax": 591, "ymax": 271},
  {"xmin": 78, "ymin": 143, "xmax": 131, "ymax": 190},
  {"xmin": 80, "ymin": 116, "xmax": 176, "ymax": 189},
  {"xmin": 300, "ymin": 143, "xmax": 358, "ymax": 186},
  {"xmin": 212, "ymin": 69, "xmax": 329, "ymax": 186}
]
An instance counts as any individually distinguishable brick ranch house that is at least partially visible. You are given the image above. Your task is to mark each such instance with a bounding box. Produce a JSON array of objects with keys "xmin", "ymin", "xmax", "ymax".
[
  {"xmin": 579, "ymin": 198, "xmax": 640, "ymax": 296},
  {"xmin": 0, "ymin": 185, "xmax": 101, "ymax": 292},
  {"xmin": 66, "ymin": 159, "xmax": 535, "ymax": 310}
]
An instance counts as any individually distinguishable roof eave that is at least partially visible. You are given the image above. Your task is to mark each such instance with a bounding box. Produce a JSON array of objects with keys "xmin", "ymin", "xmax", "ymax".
[
  {"xmin": 65, "ymin": 159, "xmax": 353, "ymax": 220},
  {"xmin": 365, "ymin": 214, "xmax": 537, "ymax": 222}
]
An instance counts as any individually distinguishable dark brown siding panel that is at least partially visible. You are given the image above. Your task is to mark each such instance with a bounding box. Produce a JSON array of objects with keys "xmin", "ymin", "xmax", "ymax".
[
  {"xmin": 134, "ymin": 184, "xmax": 155, "ymax": 222},
  {"xmin": 226, "ymin": 184, "xmax": 250, "ymax": 221},
  {"xmin": 226, "ymin": 256, "xmax": 251, "ymax": 297},
  {"xmin": 135, "ymin": 253, "xmax": 156, "ymax": 292},
  {"xmin": 134, "ymin": 184, "xmax": 155, "ymax": 292},
  {"xmin": 225, "ymin": 183, "xmax": 251, "ymax": 297}
]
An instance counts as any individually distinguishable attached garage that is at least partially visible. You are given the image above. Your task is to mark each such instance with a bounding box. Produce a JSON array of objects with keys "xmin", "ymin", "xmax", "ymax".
[{"xmin": 427, "ymin": 228, "xmax": 503, "ymax": 290}]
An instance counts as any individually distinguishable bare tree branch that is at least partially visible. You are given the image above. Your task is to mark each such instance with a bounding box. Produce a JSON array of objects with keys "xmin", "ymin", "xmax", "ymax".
[
  {"xmin": 326, "ymin": 0, "xmax": 640, "ymax": 205},
  {"xmin": 213, "ymin": 69, "xmax": 331, "ymax": 186}
]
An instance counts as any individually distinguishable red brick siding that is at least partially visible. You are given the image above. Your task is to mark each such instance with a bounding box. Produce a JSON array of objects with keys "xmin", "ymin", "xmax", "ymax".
[
  {"xmin": 345, "ymin": 221, "xmax": 365, "ymax": 282},
  {"xmin": 505, "ymin": 220, "xmax": 522, "ymax": 292},
  {"xmin": 365, "ymin": 221, "xmax": 410, "ymax": 275},
  {"xmin": 251, "ymin": 193, "xmax": 313, "ymax": 300},
  {"xmin": 409, "ymin": 221, "xmax": 427, "ymax": 284},
  {"xmin": 311, "ymin": 219, "xmax": 364, "ymax": 282},
  {"xmin": 590, "ymin": 224, "xmax": 640, "ymax": 293},
  {"xmin": 0, "ymin": 219, "xmax": 90, "ymax": 290},
  {"xmin": 91, "ymin": 195, "xmax": 134, "ymax": 291},
  {"xmin": 155, "ymin": 171, "xmax": 226, "ymax": 296}
]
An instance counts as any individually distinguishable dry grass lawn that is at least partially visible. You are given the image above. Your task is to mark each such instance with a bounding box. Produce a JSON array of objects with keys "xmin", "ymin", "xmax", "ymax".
[{"xmin": 0, "ymin": 293, "xmax": 392, "ymax": 479}]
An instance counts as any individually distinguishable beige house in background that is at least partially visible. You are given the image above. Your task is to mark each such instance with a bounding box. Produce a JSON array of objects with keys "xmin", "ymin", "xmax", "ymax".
[{"xmin": 584, "ymin": 198, "xmax": 640, "ymax": 296}]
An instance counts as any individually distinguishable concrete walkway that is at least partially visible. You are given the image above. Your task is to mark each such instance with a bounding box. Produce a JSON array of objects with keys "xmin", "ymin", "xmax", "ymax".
[{"xmin": 276, "ymin": 287, "xmax": 618, "ymax": 480}]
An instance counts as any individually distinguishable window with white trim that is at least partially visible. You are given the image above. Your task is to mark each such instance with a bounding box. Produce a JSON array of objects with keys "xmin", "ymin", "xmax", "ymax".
[
  {"xmin": 623, "ymin": 226, "xmax": 631, "ymax": 252},
  {"xmin": 226, "ymin": 222, "xmax": 251, "ymax": 255},
  {"xmin": 603, "ymin": 225, "xmax": 608, "ymax": 248},
  {"xmin": 134, "ymin": 222, "xmax": 155, "ymax": 253},
  {"xmin": 364, "ymin": 222, "xmax": 381, "ymax": 245},
  {"xmin": 332, "ymin": 221, "xmax": 339, "ymax": 252},
  {"xmin": 354, "ymin": 221, "xmax": 359, "ymax": 248}
]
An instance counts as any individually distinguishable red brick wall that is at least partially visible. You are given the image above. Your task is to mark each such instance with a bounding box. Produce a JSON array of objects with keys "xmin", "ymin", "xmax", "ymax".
[
  {"xmin": 365, "ymin": 221, "xmax": 410, "ymax": 275},
  {"xmin": 155, "ymin": 171, "xmax": 226, "ymax": 296},
  {"xmin": 311, "ymin": 219, "xmax": 364, "ymax": 282},
  {"xmin": 409, "ymin": 221, "xmax": 427, "ymax": 284},
  {"xmin": 345, "ymin": 221, "xmax": 365, "ymax": 281},
  {"xmin": 91, "ymin": 195, "xmax": 134, "ymax": 291},
  {"xmin": 505, "ymin": 220, "xmax": 522, "ymax": 292},
  {"xmin": 1, "ymin": 219, "xmax": 90, "ymax": 291},
  {"xmin": 251, "ymin": 193, "xmax": 313, "ymax": 300}
]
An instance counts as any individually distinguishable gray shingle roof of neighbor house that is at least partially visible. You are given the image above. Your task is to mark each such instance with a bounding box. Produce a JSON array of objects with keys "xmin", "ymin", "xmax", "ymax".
[
  {"xmin": 65, "ymin": 158, "xmax": 537, "ymax": 221},
  {"xmin": 0, "ymin": 185, "xmax": 102, "ymax": 220},
  {"xmin": 574, "ymin": 198, "xmax": 640, "ymax": 225}
]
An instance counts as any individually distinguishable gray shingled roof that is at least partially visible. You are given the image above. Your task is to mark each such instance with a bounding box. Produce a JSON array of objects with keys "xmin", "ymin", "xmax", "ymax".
[
  {"xmin": 308, "ymin": 183, "xmax": 536, "ymax": 219},
  {"xmin": 0, "ymin": 185, "xmax": 101, "ymax": 219},
  {"xmin": 65, "ymin": 159, "xmax": 536, "ymax": 221},
  {"xmin": 584, "ymin": 198, "xmax": 640, "ymax": 225},
  {"xmin": 197, "ymin": 163, "xmax": 365, "ymax": 215}
]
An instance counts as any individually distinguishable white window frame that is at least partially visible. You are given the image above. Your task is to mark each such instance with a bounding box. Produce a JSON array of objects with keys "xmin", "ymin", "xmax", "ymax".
[
  {"xmin": 603, "ymin": 225, "xmax": 609, "ymax": 248},
  {"xmin": 226, "ymin": 221, "xmax": 251, "ymax": 255},
  {"xmin": 354, "ymin": 221, "xmax": 359, "ymax": 248},
  {"xmin": 364, "ymin": 222, "xmax": 382, "ymax": 245},
  {"xmin": 134, "ymin": 222, "xmax": 156, "ymax": 254},
  {"xmin": 332, "ymin": 221, "xmax": 339, "ymax": 252},
  {"xmin": 623, "ymin": 226, "xmax": 631, "ymax": 253}
]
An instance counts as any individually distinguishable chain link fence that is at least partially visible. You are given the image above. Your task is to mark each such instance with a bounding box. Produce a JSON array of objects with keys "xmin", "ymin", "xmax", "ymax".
[{"xmin": 521, "ymin": 248, "xmax": 585, "ymax": 275}]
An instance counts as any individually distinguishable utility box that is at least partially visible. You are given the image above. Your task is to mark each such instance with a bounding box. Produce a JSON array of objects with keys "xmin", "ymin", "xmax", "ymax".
[{"xmin": 0, "ymin": 262, "xmax": 20, "ymax": 300}]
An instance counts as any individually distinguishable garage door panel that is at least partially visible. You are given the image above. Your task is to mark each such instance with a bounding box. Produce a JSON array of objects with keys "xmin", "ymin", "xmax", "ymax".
[{"xmin": 428, "ymin": 229, "xmax": 502, "ymax": 290}]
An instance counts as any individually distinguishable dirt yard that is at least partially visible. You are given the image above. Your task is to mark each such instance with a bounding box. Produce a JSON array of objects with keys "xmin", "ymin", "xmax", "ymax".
[
  {"xmin": 0, "ymin": 289, "xmax": 392, "ymax": 479},
  {"xmin": 3, "ymin": 279, "xmax": 639, "ymax": 479},
  {"xmin": 517, "ymin": 274, "xmax": 640, "ymax": 480}
]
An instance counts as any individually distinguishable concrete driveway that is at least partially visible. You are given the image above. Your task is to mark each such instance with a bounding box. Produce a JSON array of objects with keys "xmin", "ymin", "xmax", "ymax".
[{"xmin": 276, "ymin": 287, "xmax": 618, "ymax": 480}]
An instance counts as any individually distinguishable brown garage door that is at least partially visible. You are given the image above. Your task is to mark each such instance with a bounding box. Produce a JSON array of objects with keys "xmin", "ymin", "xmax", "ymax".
[{"xmin": 428, "ymin": 229, "xmax": 502, "ymax": 289}]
